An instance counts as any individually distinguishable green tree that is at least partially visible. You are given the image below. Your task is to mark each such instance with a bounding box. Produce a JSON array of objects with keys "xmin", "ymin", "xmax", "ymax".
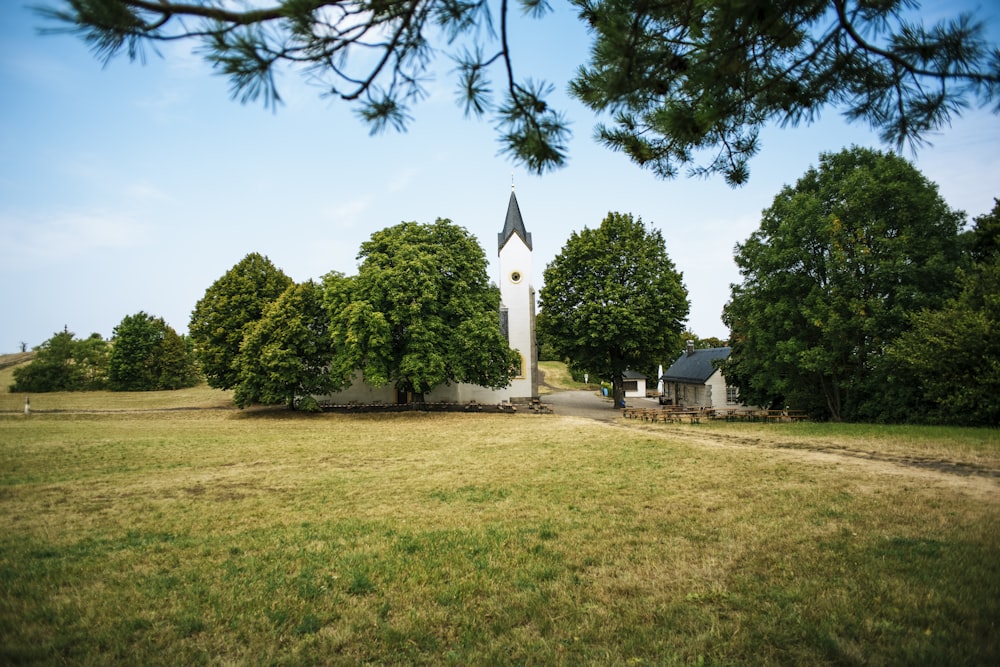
[
  {"xmin": 887, "ymin": 200, "xmax": 1000, "ymax": 426},
  {"xmin": 74, "ymin": 332, "xmax": 113, "ymax": 389},
  {"xmin": 108, "ymin": 312, "xmax": 199, "ymax": 391},
  {"xmin": 234, "ymin": 280, "xmax": 340, "ymax": 410},
  {"xmin": 886, "ymin": 257, "xmax": 1000, "ymax": 426},
  {"xmin": 326, "ymin": 219, "xmax": 520, "ymax": 399},
  {"xmin": 538, "ymin": 212, "xmax": 689, "ymax": 408},
  {"xmin": 679, "ymin": 331, "xmax": 728, "ymax": 350},
  {"xmin": 189, "ymin": 253, "xmax": 293, "ymax": 390},
  {"xmin": 10, "ymin": 328, "xmax": 110, "ymax": 392},
  {"xmin": 38, "ymin": 0, "xmax": 998, "ymax": 183},
  {"xmin": 722, "ymin": 147, "xmax": 965, "ymax": 421},
  {"xmin": 967, "ymin": 198, "xmax": 1000, "ymax": 264}
]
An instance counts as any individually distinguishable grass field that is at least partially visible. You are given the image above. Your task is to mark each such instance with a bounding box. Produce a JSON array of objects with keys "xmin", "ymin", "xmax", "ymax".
[
  {"xmin": 537, "ymin": 361, "xmax": 590, "ymax": 393},
  {"xmin": 1, "ymin": 360, "xmax": 998, "ymax": 664}
]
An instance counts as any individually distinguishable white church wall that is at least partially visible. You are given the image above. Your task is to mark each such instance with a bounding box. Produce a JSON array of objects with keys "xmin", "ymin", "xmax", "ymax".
[
  {"xmin": 499, "ymin": 235, "xmax": 537, "ymax": 401},
  {"xmin": 316, "ymin": 371, "xmax": 396, "ymax": 405},
  {"xmin": 425, "ymin": 383, "xmax": 510, "ymax": 404}
]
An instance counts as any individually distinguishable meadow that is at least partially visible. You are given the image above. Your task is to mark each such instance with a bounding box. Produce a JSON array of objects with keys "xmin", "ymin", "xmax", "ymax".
[{"xmin": 1, "ymin": 362, "xmax": 998, "ymax": 665}]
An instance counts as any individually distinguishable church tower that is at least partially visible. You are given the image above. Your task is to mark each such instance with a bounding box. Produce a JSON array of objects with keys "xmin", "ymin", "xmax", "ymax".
[{"xmin": 498, "ymin": 186, "xmax": 539, "ymax": 402}]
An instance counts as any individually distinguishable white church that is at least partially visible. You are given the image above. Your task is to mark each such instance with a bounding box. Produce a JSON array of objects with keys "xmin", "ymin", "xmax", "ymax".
[{"xmin": 319, "ymin": 188, "xmax": 540, "ymax": 406}]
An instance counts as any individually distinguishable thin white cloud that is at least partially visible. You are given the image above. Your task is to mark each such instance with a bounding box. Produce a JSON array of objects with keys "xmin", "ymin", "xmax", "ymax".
[
  {"xmin": 0, "ymin": 211, "xmax": 151, "ymax": 270},
  {"xmin": 387, "ymin": 167, "xmax": 419, "ymax": 193},
  {"xmin": 0, "ymin": 50, "xmax": 73, "ymax": 88},
  {"xmin": 321, "ymin": 198, "xmax": 371, "ymax": 228},
  {"xmin": 124, "ymin": 183, "xmax": 172, "ymax": 202}
]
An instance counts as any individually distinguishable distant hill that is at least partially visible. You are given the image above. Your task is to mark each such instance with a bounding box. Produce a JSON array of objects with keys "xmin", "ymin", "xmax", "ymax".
[{"xmin": 0, "ymin": 352, "xmax": 34, "ymax": 371}]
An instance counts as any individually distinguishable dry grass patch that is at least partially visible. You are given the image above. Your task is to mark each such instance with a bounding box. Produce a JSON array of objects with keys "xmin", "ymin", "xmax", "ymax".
[
  {"xmin": 1, "ymin": 410, "xmax": 998, "ymax": 664},
  {"xmin": 637, "ymin": 420, "xmax": 1000, "ymax": 475},
  {"xmin": 0, "ymin": 384, "xmax": 233, "ymax": 413}
]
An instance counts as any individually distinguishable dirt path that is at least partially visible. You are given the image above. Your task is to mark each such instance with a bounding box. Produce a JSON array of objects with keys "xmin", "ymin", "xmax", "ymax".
[
  {"xmin": 650, "ymin": 425, "xmax": 1000, "ymax": 501},
  {"xmin": 540, "ymin": 390, "xmax": 1000, "ymax": 497}
]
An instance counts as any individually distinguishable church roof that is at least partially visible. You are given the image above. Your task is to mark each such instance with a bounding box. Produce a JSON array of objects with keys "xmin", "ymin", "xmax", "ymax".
[{"xmin": 498, "ymin": 189, "xmax": 532, "ymax": 252}]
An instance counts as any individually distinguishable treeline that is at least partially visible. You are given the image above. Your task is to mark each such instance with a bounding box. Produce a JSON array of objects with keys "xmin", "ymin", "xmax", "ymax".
[
  {"xmin": 12, "ymin": 149, "xmax": 998, "ymax": 425},
  {"xmin": 9, "ymin": 314, "xmax": 199, "ymax": 393},
  {"xmin": 188, "ymin": 220, "xmax": 518, "ymax": 411},
  {"xmin": 11, "ymin": 220, "xmax": 515, "ymax": 409},
  {"xmin": 722, "ymin": 148, "xmax": 999, "ymax": 426}
]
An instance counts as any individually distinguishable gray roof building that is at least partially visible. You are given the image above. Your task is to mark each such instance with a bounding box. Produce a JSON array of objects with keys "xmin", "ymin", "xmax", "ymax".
[{"xmin": 661, "ymin": 345, "xmax": 731, "ymax": 384}]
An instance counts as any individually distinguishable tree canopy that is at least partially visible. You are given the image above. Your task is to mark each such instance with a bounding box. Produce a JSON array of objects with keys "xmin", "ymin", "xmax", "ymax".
[
  {"xmin": 327, "ymin": 219, "xmax": 520, "ymax": 398},
  {"xmin": 234, "ymin": 280, "xmax": 341, "ymax": 410},
  {"xmin": 967, "ymin": 197, "xmax": 1000, "ymax": 263},
  {"xmin": 108, "ymin": 311, "xmax": 199, "ymax": 391},
  {"xmin": 538, "ymin": 211, "xmax": 689, "ymax": 407},
  {"xmin": 38, "ymin": 0, "xmax": 999, "ymax": 183},
  {"xmin": 886, "ymin": 199, "xmax": 1000, "ymax": 426},
  {"xmin": 721, "ymin": 146, "xmax": 965, "ymax": 421},
  {"xmin": 9, "ymin": 328, "xmax": 110, "ymax": 392},
  {"xmin": 189, "ymin": 253, "xmax": 294, "ymax": 390}
]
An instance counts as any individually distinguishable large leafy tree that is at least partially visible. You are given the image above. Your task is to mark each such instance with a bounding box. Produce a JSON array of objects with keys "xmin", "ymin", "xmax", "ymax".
[
  {"xmin": 886, "ymin": 257, "xmax": 1000, "ymax": 426},
  {"xmin": 538, "ymin": 212, "xmax": 689, "ymax": 408},
  {"xmin": 38, "ymin": 0, "xmax": 998, "ymax": 183},
  {"xmin": 966, "ymin": 198, "xmax": 1000, "ymax": 263},
  {"xmin": 886, "ymin": 200, "xmax": 1000, "ymax": 426},
  {"xmin": 326, "ymin": 219, "xmax": 520, "ymax": 399},
  {"xmin": 189, "ymin": 253, "xmax": 293, "ymax": 390},
  {"xmin": 234, "ymin": 280, "xmax": 341, "ymax": 410},
  {"xmin": 722, "ymin": 146, "xmax": 965, "ymax": 421},
  {"xmin": 108, "ymin": 311, "xmax": 199, "ymax": 391},
  {"xmin": 10, "ymin": 328, "xmax": 110, "ymax": 392}
]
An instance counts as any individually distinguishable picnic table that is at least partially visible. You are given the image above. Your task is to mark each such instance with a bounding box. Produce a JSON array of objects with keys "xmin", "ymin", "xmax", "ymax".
[
  {"xmin": 710, "ymin": 408, "xmax": 808, "ymax": 422},
  {"xmin": 623, "ymin": 406, "xmax": 808, "ymax": 424},
  {"xmin": 622, "ymin": 406, "xmax": 709, "ymax": 424}
]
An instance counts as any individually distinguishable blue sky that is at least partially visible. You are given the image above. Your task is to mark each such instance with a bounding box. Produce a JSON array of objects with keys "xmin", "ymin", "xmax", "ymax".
[{"xmin": 2, "ymin": 1, "xmax": 998, "ymax": 353}]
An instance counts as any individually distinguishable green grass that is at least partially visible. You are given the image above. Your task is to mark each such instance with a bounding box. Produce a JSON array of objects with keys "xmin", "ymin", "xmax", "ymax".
[
  {"xmin": 1, "ymin": 399, "xmax": 998, "ymax": 665},
  {"xmin": 538, "ymin": 360, "xmax": 591, "ymax": 392},
  {"xmin": 2, "ymin": 357, "xmax": 998, "ymax": 663},
  {"xmin": 0, "ymin": 354, "xmax": 232, "ymax": 414},
  {"xmin": 646, "ymin": 419, "xmax": 1000, "ymax": 471}
]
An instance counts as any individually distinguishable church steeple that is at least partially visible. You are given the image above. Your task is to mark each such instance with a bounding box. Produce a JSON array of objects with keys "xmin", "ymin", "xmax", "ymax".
[
  {"xmin": 498, "ymin": 187, "xmax": 532, "ymax": 253},
  {"xmin": 496, "ymin": 185, "xmax": 538, "ymax": 402}
]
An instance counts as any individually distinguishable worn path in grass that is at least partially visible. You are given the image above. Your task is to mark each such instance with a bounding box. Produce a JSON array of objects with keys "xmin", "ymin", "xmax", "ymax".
[
  {"xmin": 640, "ymin": 424, "xmax": 1000, "ymax": 501},
  {"xmin": 541, "ymin": 390, "xmax": 1000, "ymax": 499},
  {"xmin": 659, "ymin": 425, "xmax": 1000, "ymax": 479}
]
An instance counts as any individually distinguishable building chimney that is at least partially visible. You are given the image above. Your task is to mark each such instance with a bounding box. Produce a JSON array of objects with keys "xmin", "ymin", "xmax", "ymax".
[{"xmin": 686, "ymin": 340, "xmax": 695, "ymax": 356}]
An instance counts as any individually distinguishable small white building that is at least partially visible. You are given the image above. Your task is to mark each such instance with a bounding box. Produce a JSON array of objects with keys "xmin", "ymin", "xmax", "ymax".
[{"xmin": 622, "ymin": 370, "xmax": 647, "ymax": 398}]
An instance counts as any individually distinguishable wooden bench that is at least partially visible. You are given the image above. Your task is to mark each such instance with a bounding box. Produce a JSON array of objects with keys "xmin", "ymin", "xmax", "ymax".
[{"xmin": 622, "ymin": 407, "xmax": 706, "ymax": 423}]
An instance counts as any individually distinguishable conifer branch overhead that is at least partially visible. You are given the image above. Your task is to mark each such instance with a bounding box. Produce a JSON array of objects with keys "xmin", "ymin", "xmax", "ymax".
[{"xmin": 36, "ymin": 0, "xmax": 999, "ymax": 184}]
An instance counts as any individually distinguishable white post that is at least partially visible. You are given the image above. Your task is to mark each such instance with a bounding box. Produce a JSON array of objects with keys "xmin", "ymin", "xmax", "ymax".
[{"xmin": 24, "ymin": 397, "xmax": 30, "ymax": 415}]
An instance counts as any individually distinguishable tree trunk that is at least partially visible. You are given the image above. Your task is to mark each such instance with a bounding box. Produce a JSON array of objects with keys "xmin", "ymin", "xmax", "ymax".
[
  {"xmin": 609, "ymin": 355, "xmax": 628, "ymax": 409},
  {"xmin": 612, "ymin": 374, "xmax": 625, "ymax": 409},
  {"xmin": 820, "ymin": 374, "xmax": 843, "ymax": 421}
]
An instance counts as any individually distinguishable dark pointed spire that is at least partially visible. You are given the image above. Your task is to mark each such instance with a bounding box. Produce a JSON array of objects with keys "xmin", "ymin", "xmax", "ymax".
[{"xmin": 498, "ymin": 185, "xmax": 532, "ymax": 253}]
